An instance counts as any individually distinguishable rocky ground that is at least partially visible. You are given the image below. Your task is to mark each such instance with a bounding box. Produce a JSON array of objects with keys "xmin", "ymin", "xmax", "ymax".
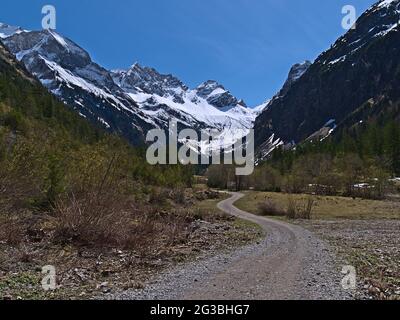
[
  {"xmin": 110, "ymin": 193, "xmax": 352, "ymax": 300},
  {"xmin": 0, "ymin": 192, "xmax": 262, "ymax": 300},
  {"xmin": 293, "ymin": 219, "xmax": 400, "ymax": 300}
]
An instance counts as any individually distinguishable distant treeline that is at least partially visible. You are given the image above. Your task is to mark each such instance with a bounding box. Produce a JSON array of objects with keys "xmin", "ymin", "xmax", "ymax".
[{"xmin": 207, "ymin": 119, "xmax": 400, "ymax": 199}]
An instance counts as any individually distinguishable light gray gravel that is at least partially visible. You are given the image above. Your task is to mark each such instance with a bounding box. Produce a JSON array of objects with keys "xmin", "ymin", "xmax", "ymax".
[{"xmin": 107, "ymin": 193, "xmax": 354, "ymax": 300}]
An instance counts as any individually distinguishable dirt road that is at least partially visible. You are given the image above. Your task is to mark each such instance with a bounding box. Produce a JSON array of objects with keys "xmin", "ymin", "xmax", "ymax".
[{"xmin": 111, "ymin": 192, "xmax": 350, "ymax": 300}]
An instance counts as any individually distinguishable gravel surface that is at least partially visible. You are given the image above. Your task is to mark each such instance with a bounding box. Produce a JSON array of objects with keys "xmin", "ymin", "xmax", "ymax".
[
  {"xmin": 295, "ymin": 219, "xmax": 400, "ymax": 300},
  {"xmin": 108, "ymin": 193, "xmax": 353, "ymax": 300}
]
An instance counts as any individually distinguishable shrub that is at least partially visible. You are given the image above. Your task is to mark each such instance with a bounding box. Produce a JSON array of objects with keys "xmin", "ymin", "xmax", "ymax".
[
  {"xmin": 297, "ymin": 196, "xmax": 314, "ymax": 220},
  {"xmin": 257, "ymin": 199, "xmax": 285, "ymax": 216},
  {"xmin": 285, "ymin": 195, "xmax": 314, "ymax": 220},
  {"xmin": 0, "ymin": 214, "xmax": 25, "ymax": 245},
  {"xmin": 149, "ymin": 187, "xmax": 169, "ymax": 205},
  {"xmin": 2, "ymin": 110, "xmax": 27, "ymax": 132},
  {"xmin": 170, "ymin": 187, "xmax": 187, "ymax": 205},
  {"xmin": 51, "ymin": 190, "xmax": 194, "ymax": 251},
  {"xmin": 51, "ymin": 192, "xmax": 136, "ymax": 247},
  {"xmin": 286, "ymin": 196, "xmax": 297, "ymax": 219}
]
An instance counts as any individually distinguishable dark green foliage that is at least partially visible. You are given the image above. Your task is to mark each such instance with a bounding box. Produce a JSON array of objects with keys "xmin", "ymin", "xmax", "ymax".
[
  {"xmin": 268, "ymin": 119, "xmax": 400, "ymax": 177},
  {"xmin": 0, "ymin": 42, "xmax": 192, "ymax": 214}
]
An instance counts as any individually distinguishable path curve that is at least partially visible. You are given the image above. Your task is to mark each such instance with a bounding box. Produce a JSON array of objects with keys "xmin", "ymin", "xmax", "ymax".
[{"xmin": 111, "ymin": 192, "xmax": 350, "ymax": 300}]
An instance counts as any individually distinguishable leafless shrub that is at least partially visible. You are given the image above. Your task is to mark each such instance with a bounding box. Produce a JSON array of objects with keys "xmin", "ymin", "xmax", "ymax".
[
  {"xmin": 297, "ymin": 196, "xmax": 314, "ymax": 220},
  {"xmin": 285, "ymin": 195, "xmax": 315, "ymax": 220},
  {"xmin": 51, "ymin": 190, "xmax": 195, "ymax": 252},
  {"xmin": 257, "ymin": 199, "xmax": 285, "ymax": 216},
  {"xmin": 51, "ymin": 192, "xmax": 138, "ymax": 248},
  {"xmin": 149, "ymin": 187, "xmax": 169, "ymax": 205},
  {"xmin": 163, "ymin": 214, "xmax": 191, "ymax": 246},
  {"xmin": 286, "ymin": 196, "xmax": 297, "ymax": 219},
  {"xmin": 0, "ymin": 214, "xmax": 25, "ymax": 245},
  {"xmin": 169, "ymin": 187, "xmax": 187, "ymax": 205}
]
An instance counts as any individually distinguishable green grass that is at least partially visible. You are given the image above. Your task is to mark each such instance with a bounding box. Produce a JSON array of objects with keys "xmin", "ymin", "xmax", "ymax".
[
  {"xmin": 0, "ymin": 271, "xmax": 50, "ymax": 300},
  {"xmin": 235, "ymin": 191, "xmax": 400, "ymax": 220}
]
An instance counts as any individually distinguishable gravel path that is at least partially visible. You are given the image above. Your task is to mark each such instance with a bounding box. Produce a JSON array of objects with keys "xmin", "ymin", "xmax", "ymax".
[{"xmin": 109, "ymin": 193, "xmax": 352, "ymax": 300}]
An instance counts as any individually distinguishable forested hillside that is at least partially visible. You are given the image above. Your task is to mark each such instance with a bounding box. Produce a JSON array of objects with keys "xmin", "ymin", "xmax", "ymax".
[
  {"xmin": 0, "ymin": 40, "xmax": 193, "ymax": 248},
  {"xmin": 254, "ymin": 1, "xmax": 400, "ymax": 160}
]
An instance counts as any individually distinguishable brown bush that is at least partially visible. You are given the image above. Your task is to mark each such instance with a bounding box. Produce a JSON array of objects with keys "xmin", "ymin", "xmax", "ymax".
[
  {"xmin": 297, "ymin": 196, "xmax": 314, "ymax": 220},
  {"xmin": 0, "ymin": 214, "xmax": 25, "ymax": 245},
  {"xmin": 286, "ymin": 196, "xmax": 297, "ymax": 219},
  {"xmin": 149, "ymin": 187, "xmax": 169, "ymax": 205},
  {"xmin": 51, "ymin": 190, "xmax": 194, "ymax": 251},
  {"xmin": 257, "ymin": 199, "xmax": 285, "ymax": 216},
  {"xmin": 285, "ymin": 195, "xmax": 314, "ymax": 220},
  {"xmin": 51, "ymin": 192, "xmax": 139, "ymax": 248},
  {"xmin": 169, "ymin": 187, "xmax": 187, "ymax": 205}
]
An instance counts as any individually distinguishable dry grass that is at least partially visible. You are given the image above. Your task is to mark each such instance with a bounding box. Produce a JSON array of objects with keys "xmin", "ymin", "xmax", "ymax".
[
  {"xmin": 50, "ymin": 191, "xmax": 193, "ymax": 251},
  {"xmin": 51, "ymin": 193, "xmax": 137, "ymax": 248},
  {"xmin": 235, "ymin": 191, "xmax": 400, "ymax": 220}
]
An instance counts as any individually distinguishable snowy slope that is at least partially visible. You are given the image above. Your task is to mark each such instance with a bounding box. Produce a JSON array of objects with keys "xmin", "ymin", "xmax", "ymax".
[
  {"xmin": 255, "ymin": 0, "xmax": 400, "ymax": 159},
  {"xmin": 1, "ymin": 23, "xmax": 264, "ymax": 150},
  {"xmin": 0, "ymin": 23, "xmax": 27, "ymax": 39},
  {"xmin": 321, "ymin": 0, "xmax": 400, "ymax": 66}
]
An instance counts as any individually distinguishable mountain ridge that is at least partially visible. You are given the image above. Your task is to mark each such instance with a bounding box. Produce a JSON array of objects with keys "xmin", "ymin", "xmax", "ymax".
[
  {"xmin": 254, "ymin": 0, "xmax": 400, "ymax": 158},
  {"xmin": 0, "ymin": 25, "xmax": 265, "ymax": 148}
]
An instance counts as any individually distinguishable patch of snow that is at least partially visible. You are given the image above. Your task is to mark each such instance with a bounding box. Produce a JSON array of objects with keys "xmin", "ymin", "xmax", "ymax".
[
  {"xmin": 97, "ymin": 117, "xmax": 111, "ymax": 129},
  {"xmin": 0, "ymin": 22, "xmax": 27, "ymax": 39}
]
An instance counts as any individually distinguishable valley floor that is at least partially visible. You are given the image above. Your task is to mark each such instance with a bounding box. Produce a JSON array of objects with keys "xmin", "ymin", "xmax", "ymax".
[
  {"xmin": 109, "ymin": 193, "xmax": 351, "ymax": 300},
  {"xmin": 2, "ymin": 190, "xmax": 398, "ymax": 300},
  {"xmin": 0, "ymin": 193, "xmax": 261, "ymax": 300},
  {"xmin": 293, "ymin": 219, "xmax": 400, "ymax": 300},
  {"xmin": 235, "ymin": 191, "xmax": 400, "ymax": 300}
]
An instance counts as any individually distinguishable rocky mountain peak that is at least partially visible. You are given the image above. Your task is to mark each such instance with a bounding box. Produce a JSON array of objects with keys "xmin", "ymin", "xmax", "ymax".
[
  {"xmin": 237, "ymin": 99, "xmax": 247, "ymax": 107},
  {"xmin": 2, "ymin": 29, "xmax": 92, "ymax": 71},
  {"xmin": 280, "ymin": 60, "xmax": 312, "ymax": 95},
  {"xmin": 0, "ymin": 22, "xmax": 26, "ymax": 39},
  {"xmin": 1, "ymin": 22, "xmax": 259, "ymax": 149},
  {"xmin": 112, "ymin": 62, "xmax": 188, "ymax": 101},
  {"xmin": 318, "ymin": 0, "xmax": 400, "ymax": 67},
  {"xmin": 195, "ymin": 80, "xmax": 242, "ymax": 108},
  {"xmin": 254, "ymin": 0, "xmax": 400, "ymax": 156}
]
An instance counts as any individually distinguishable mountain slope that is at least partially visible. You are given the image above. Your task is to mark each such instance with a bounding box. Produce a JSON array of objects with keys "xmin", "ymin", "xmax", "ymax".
[
  {"xmin": 254, "ymin": 0, "xmax": 400, "ymax": 157},
  {"xmin": 0, "ymin": 25, "xmax": 262, "ymax": 148},
  {"xmin": 1, "ymin": 29, "xmax": 157, "ymax": 144},
  {"xmin": 0, "ymin": 39, "xmax": 192, "ymax": 204}
]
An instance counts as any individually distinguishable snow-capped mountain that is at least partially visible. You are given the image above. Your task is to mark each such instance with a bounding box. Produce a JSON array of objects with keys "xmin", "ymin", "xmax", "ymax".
[
  {"xmin": 255, "ymin": 0, "xmax": 400, "ymax": 158},
  {"xmin": 111, "ymin": 63, "xmax": 188, "ymax": 104},
  {"xmin": 0, "ymin": 24, "xmax": 263, "ymax": 147},
  {"xmin": 320, "ymin": 0, "xmax": 400, "ymax": 67},
  {"xmin": 0, "ymin": 22, "xmax": 26, "ymax": 39},
  {"xmin": 194, "ymin": 80, "xmax": 243, "ymax": 110}
]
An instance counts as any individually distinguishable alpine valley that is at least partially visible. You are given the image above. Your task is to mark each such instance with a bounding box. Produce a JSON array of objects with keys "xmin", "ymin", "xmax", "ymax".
[
  {"xmin": 1, "ymin": 0, "xmax": 400, "ymax": 159},
  {"xmin": 1, "ymin": 0, "xmax": 400, "ymax": 302}
]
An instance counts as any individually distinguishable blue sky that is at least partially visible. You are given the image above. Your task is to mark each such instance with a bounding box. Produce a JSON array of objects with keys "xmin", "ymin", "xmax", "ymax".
[{"xmin": 1, "ymin": 0, "xmax": 376, "ymax": 106}]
